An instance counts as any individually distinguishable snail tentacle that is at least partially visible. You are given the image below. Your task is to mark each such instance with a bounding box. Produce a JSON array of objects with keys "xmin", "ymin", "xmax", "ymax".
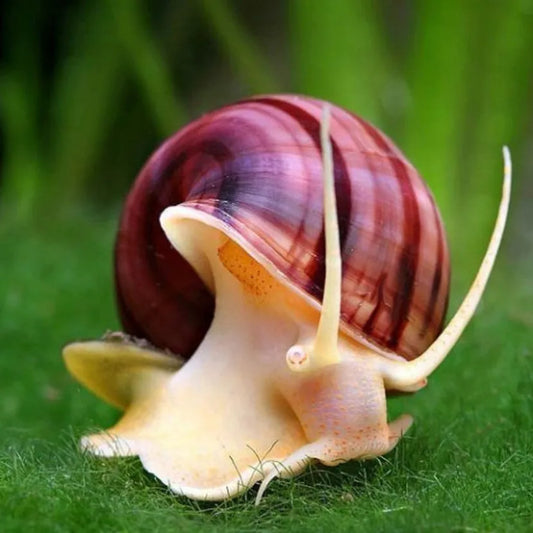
[
  {"xmin": 380, "ymin": 147, "xmax": 512, "ymax": 389},
  {"xmin": 286, "ymin": 105, "xmax": 342, "ymax": 373}
]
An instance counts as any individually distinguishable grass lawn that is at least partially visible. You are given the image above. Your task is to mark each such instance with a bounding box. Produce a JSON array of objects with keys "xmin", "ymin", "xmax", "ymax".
[{"xmin": 1, "ymin": 212, "xmax": 532, "ymax": 532}]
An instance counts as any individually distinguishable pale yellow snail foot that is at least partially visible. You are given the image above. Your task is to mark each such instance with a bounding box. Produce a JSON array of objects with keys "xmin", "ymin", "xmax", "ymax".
[
  {"xmin": 64, "ymin": 337, "xmax": 179, "ymax": 459},
  {"xmin": 64, "ymin": 337, "xmax": 309, "ymax": 500}
]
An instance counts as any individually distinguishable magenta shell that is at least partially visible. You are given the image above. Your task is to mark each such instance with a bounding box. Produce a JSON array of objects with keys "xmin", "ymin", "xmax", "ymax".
[{"xmin": 115, "ymin": 95, "xmax": 450, "ymax": 361}]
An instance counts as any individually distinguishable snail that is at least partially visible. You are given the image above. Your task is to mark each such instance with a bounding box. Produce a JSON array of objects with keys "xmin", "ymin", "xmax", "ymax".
[{"xmin": 63, "ymin": 95, "xmax": 511, "ymax": 503}]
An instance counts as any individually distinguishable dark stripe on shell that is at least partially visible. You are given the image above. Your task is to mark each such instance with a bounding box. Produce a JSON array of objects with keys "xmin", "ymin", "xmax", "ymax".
[
  {"xmin": 198, "ymin": 139, "xmax": 238, "ymax": 220},
  {"xmin": 389, "ymin": 158, "xmax": 421, "ymax": 350},
  {"xmin": 357, "ymin": 119, "xmax": 421, "ymax": 351},
  {"xmin": 421, "ymin": 194, "xmax": 444, "ymax": 336},
  {"xmin": 362, "ymin": 273, "xmax": 387, "ymax": 334},
  {"xmin": 439, "ymin": 274, "xmax": 450, "ymax": 332},
  {"xmin": 251, "ymin": 97, "xmax": 352, "ymax": 299},
  {"xmin": 115, "ymin": 257, "xmax": 150, "ymax": 340},
  {"xmin": 115, "ymin": 135, "xmax": 242, "ymax": 357},
  {"xmin": 335, "ymin": 110, "xmax": 388, "ymax": 329}
]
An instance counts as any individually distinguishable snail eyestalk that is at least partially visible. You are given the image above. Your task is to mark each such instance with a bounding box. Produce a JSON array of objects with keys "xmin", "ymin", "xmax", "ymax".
[
  {"xmin": 380, "ymin": 146, "xmax": 512, "ymax": 389},
  {"xmin": 286, "ymin": 105, "xmax": 342, "ymax": 373}
]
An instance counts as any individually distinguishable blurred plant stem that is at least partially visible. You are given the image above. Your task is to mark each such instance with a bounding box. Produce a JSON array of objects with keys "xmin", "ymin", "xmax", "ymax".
[
  {"xmin": 107, "ymin": 0, "xmax": 186, "ymax": 136},
  {"xmin": 200, "ymin": 0, "xmax": 279, "ymax": 94},
  {"xmin": 288, "ymin": 0, "xmax": 392, "ymax": 126},
  {"xmin": 0, "ymin": 72, "xmax": 42, "ymax": 221},
  {"xmin": 402, "ymin": 0, "xmax": 472, "ymax": 240},
  {"xmin": 460, "ymin": 2, "xmax": 533, "ymax": 266},
  {"xmin": 0, "ymin": 0, "xmax": 184, "ymax": 219},
  {"xmin": 403, "ymin": 1, "xmax": 533, "ymax": 280},
  {"xmin": 0, "ymin": 1, "xmax": 44, "ymax": 221},
  {"xmin": 47, "ymin": 0, "xmax": 125, "ymax": 208}
]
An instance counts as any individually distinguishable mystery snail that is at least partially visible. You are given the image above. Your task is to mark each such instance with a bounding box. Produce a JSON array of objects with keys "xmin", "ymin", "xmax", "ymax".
[{"xmin": 63, "ymin": 95, "xmax": 511, "ymax": 503}]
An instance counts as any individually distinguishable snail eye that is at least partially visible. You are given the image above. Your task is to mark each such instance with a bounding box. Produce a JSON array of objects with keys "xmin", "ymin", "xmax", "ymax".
[{"xmin": 286, "ymin": 345, "xmax": 309, "ymax": 368}]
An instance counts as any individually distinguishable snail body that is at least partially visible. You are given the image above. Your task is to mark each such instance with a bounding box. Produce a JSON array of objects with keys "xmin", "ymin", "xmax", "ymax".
[{"xmin": 63, "ymin": 95, "xmax": 511, "ymax": 502}]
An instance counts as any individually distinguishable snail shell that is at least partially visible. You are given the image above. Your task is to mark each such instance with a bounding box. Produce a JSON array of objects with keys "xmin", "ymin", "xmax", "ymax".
[{"xmin": 116, "ymin": 94, "xmax": 450, "ymax": 361}]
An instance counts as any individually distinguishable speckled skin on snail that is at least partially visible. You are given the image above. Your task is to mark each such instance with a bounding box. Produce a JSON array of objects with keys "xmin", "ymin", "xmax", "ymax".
[{"xmin": 63, "ymin": 95, "xmax": 511, "ymax": 503}]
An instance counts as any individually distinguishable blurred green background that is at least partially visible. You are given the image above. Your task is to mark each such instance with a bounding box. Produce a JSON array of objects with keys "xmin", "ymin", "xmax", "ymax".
[
  {"xmin": 1, "ymin": 2, "xmax": 533, "ymax": 530},
  {"xmin": 2, "ymin": 0, "xmax": 533, "ymax": 274}
]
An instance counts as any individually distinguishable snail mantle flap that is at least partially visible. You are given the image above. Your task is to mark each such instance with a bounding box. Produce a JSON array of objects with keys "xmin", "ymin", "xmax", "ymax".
[{"xmin": 63, "ymin": 97, "xmax": 511, "ymax": 503}]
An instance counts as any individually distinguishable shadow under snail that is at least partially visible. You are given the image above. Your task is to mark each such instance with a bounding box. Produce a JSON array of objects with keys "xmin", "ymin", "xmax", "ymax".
[{"xmin": 63, "ymin": 95, "xmax": 511, "ymax": 503}]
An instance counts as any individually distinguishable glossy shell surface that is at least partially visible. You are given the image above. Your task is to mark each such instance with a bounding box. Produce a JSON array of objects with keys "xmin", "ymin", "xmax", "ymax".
[{"xmin": 115, "ymin": 95, "xmax": 450, "ymax": 361}]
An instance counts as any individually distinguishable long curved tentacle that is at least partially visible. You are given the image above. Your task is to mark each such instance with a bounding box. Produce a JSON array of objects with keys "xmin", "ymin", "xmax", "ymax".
[
  {"xmin": 381, "ymin": 147, "xmax": 512, "ymax": 388},
  {"xmin": 286, "ymin": 104, "xmax": 342, "ymax": 372}
]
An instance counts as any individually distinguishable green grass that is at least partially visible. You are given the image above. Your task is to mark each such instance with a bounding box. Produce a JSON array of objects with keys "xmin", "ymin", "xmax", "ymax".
[{"xmin": 0, "ymin": 213, "xmax": 532, "ymax": 532}]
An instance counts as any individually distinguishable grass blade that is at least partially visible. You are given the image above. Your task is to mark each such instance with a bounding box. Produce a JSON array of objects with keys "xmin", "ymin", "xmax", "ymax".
[
  {"xmin": 48, "ymin": 0, "xmax": 125, "ymax": 205},
  {"xmin": 402, "ymin": 0, "xmax": 472, "ymax": 237},
  {"xmin": 460, "ymin": 3, "xmax": 533, "ymax": 262}
]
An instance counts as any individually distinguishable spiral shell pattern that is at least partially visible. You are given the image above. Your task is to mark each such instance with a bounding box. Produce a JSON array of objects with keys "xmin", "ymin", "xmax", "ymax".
[{"xmin": 115, "ymin": 95, "xmax": 450, "ymax": 361}]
